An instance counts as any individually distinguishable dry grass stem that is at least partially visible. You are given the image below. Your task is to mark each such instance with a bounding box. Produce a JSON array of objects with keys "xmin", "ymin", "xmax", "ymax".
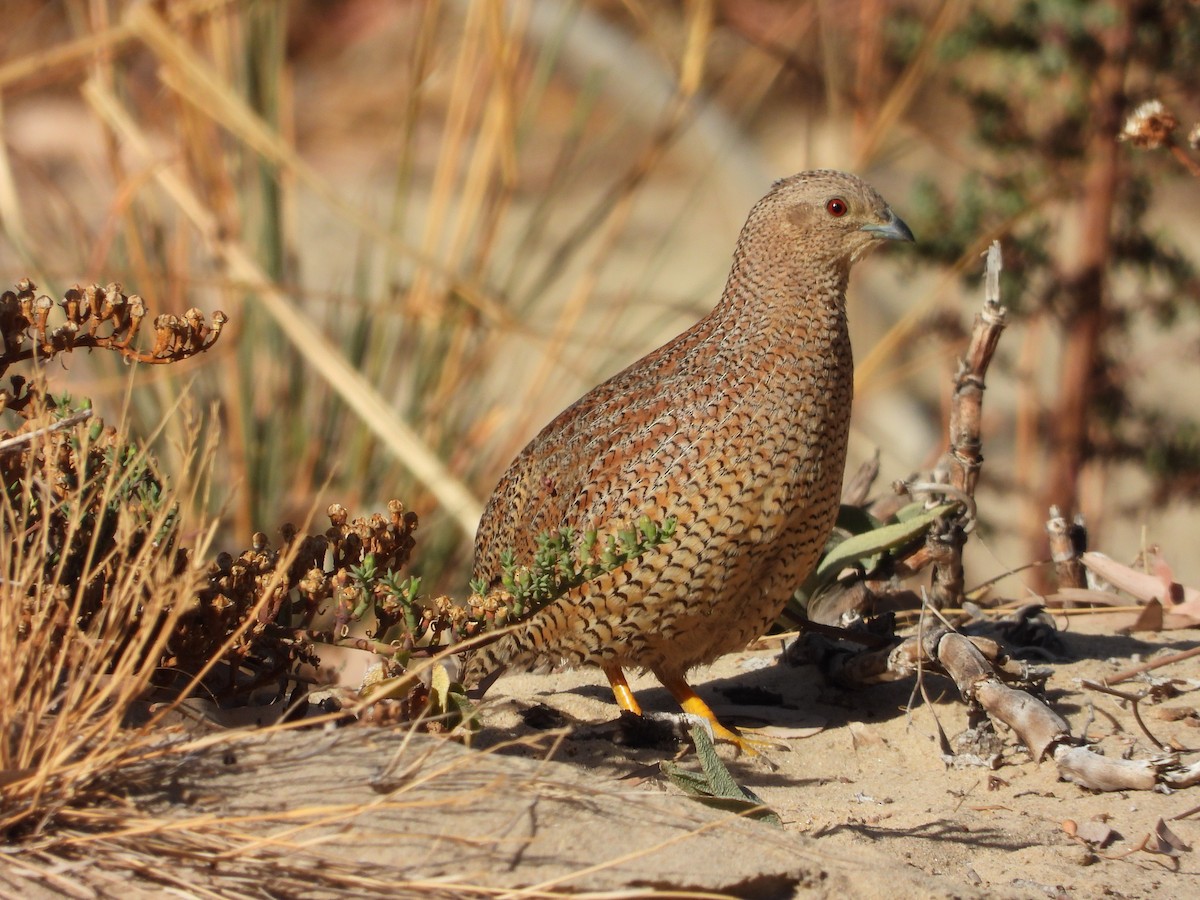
[{"xmin": 81, "ymin": 77, "xmax": 484, "ymax": 534}]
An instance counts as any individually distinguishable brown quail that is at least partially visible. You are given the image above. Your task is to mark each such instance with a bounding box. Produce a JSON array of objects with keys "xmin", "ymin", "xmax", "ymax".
[{"xmin": 465, "ymin": 170, "xmax": 913, "ymax": 749}]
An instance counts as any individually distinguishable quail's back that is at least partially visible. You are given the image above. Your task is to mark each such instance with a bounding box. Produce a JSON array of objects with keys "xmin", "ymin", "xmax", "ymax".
[{"xmin": 466, "ymin": 170, "xmax": 913, "ymax": 746}]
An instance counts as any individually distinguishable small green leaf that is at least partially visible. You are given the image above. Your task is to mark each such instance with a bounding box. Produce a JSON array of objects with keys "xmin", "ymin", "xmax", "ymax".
[
  {"xmin": 446, "ymin": 687, "xmax": 481, "ymax": 733},
  {"xmin": 815, "ymin": 502, "xmax": 958, "ymax": 582},
  {"xmin": 659, "ymin": 764, "xmax": 711, "ymax": 796},
  {"xmin": 637, "ymin": 514, "xmax": 658, "ymax": 544},
  {"xmin": 349, "ymin": 588, "xmax": 372, "ymax": 621}
]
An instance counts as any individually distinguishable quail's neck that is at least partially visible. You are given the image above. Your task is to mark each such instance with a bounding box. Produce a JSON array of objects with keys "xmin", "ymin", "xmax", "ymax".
[{"xmin": 712, "ymin": 251, "xmax": 852, "ymax": 347}]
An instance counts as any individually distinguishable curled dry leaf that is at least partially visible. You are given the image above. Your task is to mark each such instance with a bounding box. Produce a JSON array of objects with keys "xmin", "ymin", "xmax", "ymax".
[
  {"xmin": 1080, "ymin": 551, "xmax": 1200, "ymax": 625},
  {"xmin": 1149, "ymin": 817, "xmax": 1191, "ymax": 856}
]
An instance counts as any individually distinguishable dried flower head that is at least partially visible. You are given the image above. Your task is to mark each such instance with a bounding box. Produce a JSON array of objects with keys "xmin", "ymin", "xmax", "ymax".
[
  {"xmin": 0, "ymin": 279, "xmax": 228, "ymax": 396},
  {"xmin": 1120, "ymin": 100, "xmax": 1179, "ymax": 149}
]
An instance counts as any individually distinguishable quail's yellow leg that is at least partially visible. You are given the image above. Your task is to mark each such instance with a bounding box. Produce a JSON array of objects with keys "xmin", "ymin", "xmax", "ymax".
[
  {"xmin": 603, "ymin": 663, "xmax": 643, "ymax": 715},
  {"xmin": 657, "ymin": 671, "xmax": 783, "ymax": 756}
]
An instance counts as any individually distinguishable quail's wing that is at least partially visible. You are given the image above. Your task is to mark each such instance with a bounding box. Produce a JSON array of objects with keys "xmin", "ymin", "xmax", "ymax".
[{"xmin": 473, "ymin": 321, "xmax": 711, "ymax": 584}]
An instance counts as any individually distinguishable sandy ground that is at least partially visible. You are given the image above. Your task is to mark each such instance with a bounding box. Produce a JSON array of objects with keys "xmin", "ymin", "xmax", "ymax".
[
  {"xmin": 473, "ymin": 614, "xmax": 1200, "ymax": 898},
  {"xmin": 8, "ymin": 614, "xmax": 1198, "ymax": 899}
]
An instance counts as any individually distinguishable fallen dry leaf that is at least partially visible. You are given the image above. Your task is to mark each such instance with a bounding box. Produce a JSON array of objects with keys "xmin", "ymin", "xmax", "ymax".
[
  {"xmin": 1152, "ymin": 706, "xmax": 1199, "ymax": 722},
  {"xmin": 849, "ymin": 721, "xmax": 886, "ymax": 750},
  {"xmin": 1076, "ymin": 819, "xmax": 1117, "ymax": 848},
  {"xmin": 1124, "ymin": 598, "xmax": 1165, "ymax": 633}
]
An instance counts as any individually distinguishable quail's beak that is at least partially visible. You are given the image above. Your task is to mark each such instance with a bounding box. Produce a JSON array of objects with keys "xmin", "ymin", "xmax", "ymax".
[{"xmin": 861, "ymin": 208, "xmax": 915, "ymax": 243}]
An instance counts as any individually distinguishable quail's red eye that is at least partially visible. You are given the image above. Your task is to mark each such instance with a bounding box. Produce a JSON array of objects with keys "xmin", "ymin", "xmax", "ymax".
[{"xmin": 825, "ymin": 197, "xmax": 848, "ymax": 217}]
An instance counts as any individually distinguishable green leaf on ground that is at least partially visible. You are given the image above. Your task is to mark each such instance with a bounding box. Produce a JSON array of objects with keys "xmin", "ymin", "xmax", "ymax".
[{"xmin": 661, "ymin": 725, "xmax": 782, "ymax": 827}]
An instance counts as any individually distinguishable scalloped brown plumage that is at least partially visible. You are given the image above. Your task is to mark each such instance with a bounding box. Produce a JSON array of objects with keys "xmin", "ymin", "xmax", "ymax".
[{"xmin": 466, "ymin": 170, "xmax": 913, "ymax": 751}]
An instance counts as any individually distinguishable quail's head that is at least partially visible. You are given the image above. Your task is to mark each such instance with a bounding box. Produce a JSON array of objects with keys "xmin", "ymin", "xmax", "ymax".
[{"xmin": 737, "ymin": 170, "xmax": 915, "ymax": 272}]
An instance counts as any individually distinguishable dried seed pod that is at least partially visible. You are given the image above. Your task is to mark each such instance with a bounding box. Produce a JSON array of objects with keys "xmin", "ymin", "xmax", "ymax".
[{"xmin": 1120, "ymin": 99, "xmax": 1178, "ymax": 149}]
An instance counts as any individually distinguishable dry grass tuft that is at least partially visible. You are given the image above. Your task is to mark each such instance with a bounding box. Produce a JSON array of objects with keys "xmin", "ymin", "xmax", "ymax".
[{"xmin": 1, "ymin": 391, "xmax": 219, "ymax": 840}]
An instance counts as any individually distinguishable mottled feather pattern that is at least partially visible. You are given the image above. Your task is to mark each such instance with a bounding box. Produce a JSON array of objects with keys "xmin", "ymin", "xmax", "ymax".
[{"xmin": 465, "ymin": 170, "xmax": 911, "ymax": 701}]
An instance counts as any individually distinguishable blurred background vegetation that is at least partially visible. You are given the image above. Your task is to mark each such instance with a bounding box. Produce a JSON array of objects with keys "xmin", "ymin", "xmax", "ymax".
[{"xmin": 1, "ymin": 0, "xmax": 1197, "ymax": 600}]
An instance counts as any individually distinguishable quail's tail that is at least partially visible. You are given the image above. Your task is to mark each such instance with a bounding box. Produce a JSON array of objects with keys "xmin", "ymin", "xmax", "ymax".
[
  {"xmin": 461, "ymin": 650, "xmax": 502, "ymax": 701},
  {"xmin": 459, "ymin": 633, "xmax": 527, "ymax": 700}
]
